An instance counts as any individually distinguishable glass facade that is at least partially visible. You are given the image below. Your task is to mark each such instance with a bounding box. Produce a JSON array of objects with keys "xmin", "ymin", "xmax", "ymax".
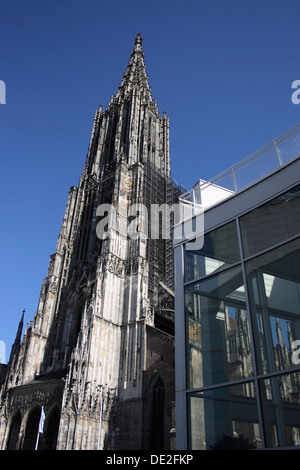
[
  {"xmin": 188, "ymin": 382, "xmax": 260, "ymax": 450},
  {"xmin": 180, "ymin": 183, "xmax": 300, "ymax": 449},
  {"xmin": 185, "ymin": 264, "xmax": 253, "ymax": 389}
]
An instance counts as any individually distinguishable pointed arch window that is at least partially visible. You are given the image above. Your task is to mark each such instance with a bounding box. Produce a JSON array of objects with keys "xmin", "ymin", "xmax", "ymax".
[
  {"xmin": 6, "ymin": 409, "xmax": 21, "ymax": 450},
  {"xmin": 43, "ymin": 404, "xmax": 61, "ymax": 450}
]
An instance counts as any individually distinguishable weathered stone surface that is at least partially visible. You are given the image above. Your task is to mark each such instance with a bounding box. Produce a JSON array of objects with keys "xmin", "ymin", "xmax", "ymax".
[{"xmin": 0, "ymin": 34, "xmax": 180, "ymax": 450}]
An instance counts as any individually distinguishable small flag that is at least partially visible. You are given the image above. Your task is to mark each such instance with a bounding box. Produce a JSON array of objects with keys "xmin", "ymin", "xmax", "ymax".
[{"xmin": 38, "ymin": 407, "xmax": 45, "ymax": 434}]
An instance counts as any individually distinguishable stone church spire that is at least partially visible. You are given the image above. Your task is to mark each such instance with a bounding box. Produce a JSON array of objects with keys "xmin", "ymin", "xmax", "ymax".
[
  {"xmin": 115, "ymin": 33, "xmax": 152, "ymax": 103},
  {"xmin": 87, "ymin": 33, "xmax": 170, "ymax": 175}
]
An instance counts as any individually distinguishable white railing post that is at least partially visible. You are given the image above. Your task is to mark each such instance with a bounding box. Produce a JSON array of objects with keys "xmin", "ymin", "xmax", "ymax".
[
  {"xmin": 274, "ymin": 140, "xmax": 283, "ymax": 166},
  {"xmin": 232, "ymin": 168, "xmax": 238, "ymax": 192}
]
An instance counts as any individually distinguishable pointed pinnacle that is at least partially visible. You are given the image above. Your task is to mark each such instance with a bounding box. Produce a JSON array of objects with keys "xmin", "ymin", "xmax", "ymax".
[{"xmin": 134, "ymin": 33, "xmax": 143, "ymax": 51}]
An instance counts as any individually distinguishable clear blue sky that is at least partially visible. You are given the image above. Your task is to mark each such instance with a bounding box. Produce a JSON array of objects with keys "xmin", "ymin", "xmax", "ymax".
[{"xmin": 1, "ymin": 0, "xmax": 300, "ymax": 361}]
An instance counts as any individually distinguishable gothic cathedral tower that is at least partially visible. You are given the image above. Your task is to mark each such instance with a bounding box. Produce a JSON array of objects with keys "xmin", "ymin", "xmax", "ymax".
[{"xmin": 0, "ymin": 34, "xmax": 180, "ymax": 450}]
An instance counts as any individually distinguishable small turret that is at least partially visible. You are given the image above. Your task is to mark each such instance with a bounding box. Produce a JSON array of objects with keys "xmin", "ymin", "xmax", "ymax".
[{"xmin": 8, "ymin": 309, "xmax": 24, "ymax": 365}]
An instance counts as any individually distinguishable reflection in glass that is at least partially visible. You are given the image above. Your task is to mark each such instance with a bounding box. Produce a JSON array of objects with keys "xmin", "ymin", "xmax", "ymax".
[
  {"xmin": 182, "ymin": 181, "xmax": 300, "ymax": 449},
  {"xmin": 185, "ymin": 266, "xmax": 253, "ymax": 388},
  {"xmin": 188, "ymin": 382, "xmax": 261, "ymax": 450},
  {"xmin": 240, "ymin": 184, "xmax": 300, "ymax": 258},
  {"xmin": 184, "ymin": 221, "xmax": 240, "ymax": 282},
  {"xmin": 246, "ymin": 239, "xmax": 300, "ymax": 374},
  {"xmin": 260, "ymin": 372, "xmax": 300, "ymax": 448}
]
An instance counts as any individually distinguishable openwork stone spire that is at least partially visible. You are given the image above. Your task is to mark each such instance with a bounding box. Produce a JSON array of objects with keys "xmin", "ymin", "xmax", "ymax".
[{"xmin": 115, "ymin": 33, "xmax": 152, "ymax": 103}]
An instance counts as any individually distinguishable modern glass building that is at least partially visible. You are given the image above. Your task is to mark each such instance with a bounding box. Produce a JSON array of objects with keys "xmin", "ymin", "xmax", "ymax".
[{"xmin": 174, "ymin": 124, "xmax": 300, "ymax": 450}]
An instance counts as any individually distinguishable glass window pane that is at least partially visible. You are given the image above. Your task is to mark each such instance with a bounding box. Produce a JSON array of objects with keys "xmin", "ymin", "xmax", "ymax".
[
  {"xmin": 185, "ymin": 266, "xmax": 253, "ymax": 388},
  {"xmin": 184, "ymin": 221, "xmax": 240, "ymax": 283},
  {"xmin": 240, "ymin": 184, "xmax": 300, "ymax": 258},
  {"xmin": 260, "ymin": 372, "xmax": 300, "ymax": 448},
  {"xmin": 246, "ymin": 239, "xmax": 300, "ymax": 374},
  {"xmin": 188, "ymin": 382, "xmax": 261, "ymax": 450}
]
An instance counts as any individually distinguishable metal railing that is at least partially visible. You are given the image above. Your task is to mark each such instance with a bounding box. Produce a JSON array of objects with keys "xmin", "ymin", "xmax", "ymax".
[{"xmin": 179, "ymin": 122, "xmax": 300, "ymax": 215}]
